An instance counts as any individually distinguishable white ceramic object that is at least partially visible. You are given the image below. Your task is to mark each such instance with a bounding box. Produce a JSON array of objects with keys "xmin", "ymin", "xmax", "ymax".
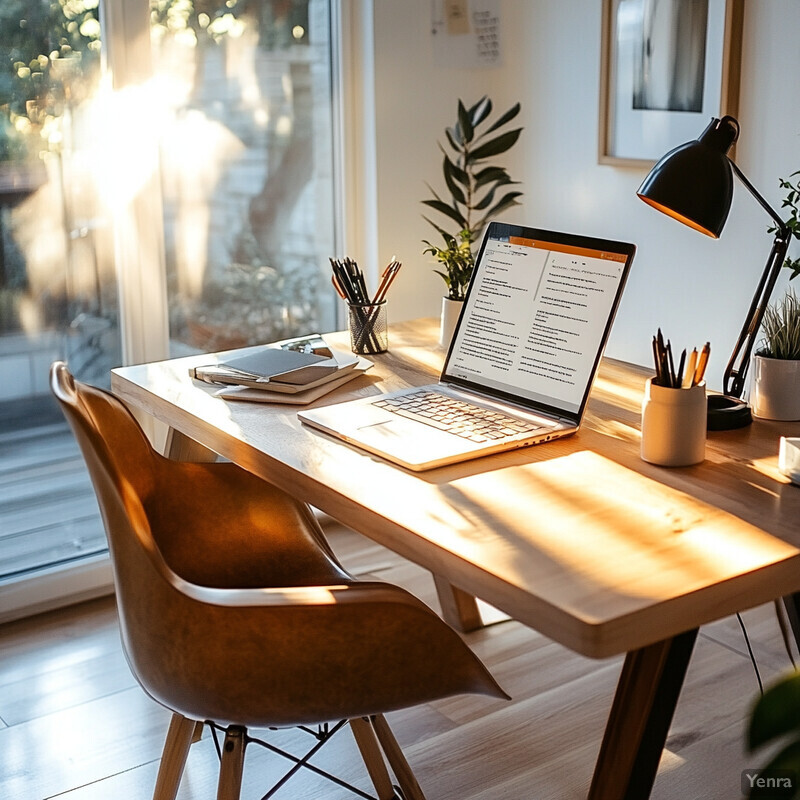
[
  {"xmin": 439, "ymin": 297, "xmax": 463, "ymax": 349},
  {"xmin": 640, "ymin": 379, "xmax": 707, "ymax": 467},
  {"xmin": 751, "ymin": 355, "xmax": 800, "ymax": 421},
  {"xmin": 779, "ymin": 437, "xmax": 800, "ymax": 485}
]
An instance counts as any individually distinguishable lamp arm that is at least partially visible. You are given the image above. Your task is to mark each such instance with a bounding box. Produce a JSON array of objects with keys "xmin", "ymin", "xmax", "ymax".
[
  {"xmin": 722, "ymin": 158, "xmax": 792, "ymax": 398},
  {"xmin": 723, "ymin": 231, "xmax": 791, "ymax": 397},
  {"xmin": 728, "ymin": 159, "xmax": 790, "ymax": 237}
]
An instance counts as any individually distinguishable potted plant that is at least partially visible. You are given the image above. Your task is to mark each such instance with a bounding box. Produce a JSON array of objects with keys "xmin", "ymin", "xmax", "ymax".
[
  {"xmin": 747, "ymin": 670, "xmax": 800, "ymax": 798},
  {"xmin": 750, "ymin": 172, "xmax": 800, "ymax": 420},
  {"xmin": 422, "ymin": 96, "xmax": 523, "ymax": 346},
  {"xmin": 769, "ymin": 169, "xmax": 800, "ymax": 281},
  {"xmin": 751, "ymin": 289, "xmax": 800, "ymax": 420}
]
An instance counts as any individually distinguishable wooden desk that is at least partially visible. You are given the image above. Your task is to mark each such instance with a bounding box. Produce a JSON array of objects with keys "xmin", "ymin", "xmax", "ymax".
[{"xmin": 111, "ymin": 318, "xmax": 800, "ymax": 800}]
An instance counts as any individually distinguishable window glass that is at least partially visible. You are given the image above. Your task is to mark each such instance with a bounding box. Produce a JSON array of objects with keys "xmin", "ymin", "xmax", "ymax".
[
  {"xmin": 0, "ymin": 0, "xmax": 115, "ymax": 580},
  {"xmin": 149, "ymin": 0, "xmax": 338, "ymax": 353}
]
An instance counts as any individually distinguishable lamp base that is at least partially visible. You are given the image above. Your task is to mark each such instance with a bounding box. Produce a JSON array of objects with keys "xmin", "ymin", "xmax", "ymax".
[{"xmin": 707, "ymin": 394, "xmax": 752, "ymax": 430}]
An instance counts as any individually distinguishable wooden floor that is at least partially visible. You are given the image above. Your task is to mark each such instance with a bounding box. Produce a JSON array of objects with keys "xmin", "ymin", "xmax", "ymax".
[{"xmin": 0, "ymin": 517, "xmax": 795, "ymax": 800}]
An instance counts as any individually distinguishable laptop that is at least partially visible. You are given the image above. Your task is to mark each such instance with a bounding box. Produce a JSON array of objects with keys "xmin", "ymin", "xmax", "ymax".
[{"xmin": 298, "ymin": 222, "xmax": 635, "ymax": 471}]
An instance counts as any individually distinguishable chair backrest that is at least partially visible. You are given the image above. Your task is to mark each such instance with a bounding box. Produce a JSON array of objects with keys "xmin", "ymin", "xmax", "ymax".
[
  {"xmin": 51, "ymin": 362, "xmax": 158, "ymax": 497},
  {"xmin": 49, "ymin": 362, "xmax": 206, "ymax": 698}
]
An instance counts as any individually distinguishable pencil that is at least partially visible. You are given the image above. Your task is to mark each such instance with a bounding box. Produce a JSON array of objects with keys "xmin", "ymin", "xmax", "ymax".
[
  {"xmin": 652, "ymin": 337, "xmax": 662, "ymax": 384},
  {"xmin": 693, "ymin": 342, "xmax": 710, "ymax": 385},
  {"xmin": 666, "ymin": 341, "xmax": 676, "ymax": 388},
  {"xmin": 374, "ymin": 261, "xmax": 401, "ymax": 304},
  {"xmin": 676, "ymin": 348, "xmax": 686, "ymax": 389},
  {"xmin": 682, "ymin": 349, "xmax": 698, "ymax": 389}
]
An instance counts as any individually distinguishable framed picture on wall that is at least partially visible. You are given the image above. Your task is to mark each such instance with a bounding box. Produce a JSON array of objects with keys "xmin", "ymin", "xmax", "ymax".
[{"xmin": 598, "ymin": 0, "xmax": 743, "ymax": 167}]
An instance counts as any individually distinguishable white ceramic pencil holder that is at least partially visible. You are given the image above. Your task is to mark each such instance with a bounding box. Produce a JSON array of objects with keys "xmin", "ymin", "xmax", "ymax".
[{"xmin": 640, "ymin": 379, "xmax": 707, "ymax": 467}]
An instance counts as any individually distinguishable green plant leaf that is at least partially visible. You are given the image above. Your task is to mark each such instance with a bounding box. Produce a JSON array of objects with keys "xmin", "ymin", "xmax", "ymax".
[
  {"xmin": 473, "ymin": 165, "xmax": 510, "ymax": 189},
  {"xmin": 446, "ymin": 125, "xmax": 462, "ymax": 149},
  {"xmin": 749, "ymin": 673, "xmax": 800, "ymax": 751},
  {"xmin": 422, "ymin": 96, "xmax": 523, "ymax": 267},
  {"xmin": 444, "ymin": 166, "xmax": 467, "ymax": 206},
  {"xmin": 469, "ymin": 128, "xmax": 523, "ymax": 161},
  {"xmin": 422, "ymin": 217, "xmax": 457, "ymax": 243},
  {"xmin": 473, "ymin": 185, "xmax": 500, "ymax": 211},
  {"xmin": 442, "ymin": 151, "xmax": 469, "ymax": 187},
  {"xmin": 423, "ymin": 182, "xmax": 446, "ymax": 204},
  {"xmin": 480, "ymin": 190, "xmax": 523, "ymax": 221},
  {"xmin": 468, "ymin": 95, "xmax": 491, "ymax": 127},
  {"xmin": 421, "ymin": 198, "xmax": 466, "ymax": 228},
  {"xmin": 477, "ymin": 176, "xmax": 517, "ymax": 197},
  {"xmin": 483, "ymin": 102, "xmax": 521, "ymax": 134},
  {"xmin": 757, "ymin": 290, "xmax": 800, "ymax": 359},
  {"xmin": 457, "ymin": 100, "xmax": 474, "ymax": 143},
  {"xmin": 433, "ymin": 269, "xmax": 452, "ymax": 287},
  {"xmin": 746, "ymin": 740, "xmax": 800, "ymax": 799}
]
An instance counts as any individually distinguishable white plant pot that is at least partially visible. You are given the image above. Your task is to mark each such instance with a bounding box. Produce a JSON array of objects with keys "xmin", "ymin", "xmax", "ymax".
[
  {"xmin": 439, "ymin": 297, "xmax": 463, "ymax": 349},
  {"xmin": 751, "ymin": 355, "xmax": 800, "ymax": 421}
]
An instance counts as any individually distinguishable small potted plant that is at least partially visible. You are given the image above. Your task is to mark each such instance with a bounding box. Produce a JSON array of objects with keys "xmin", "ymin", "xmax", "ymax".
[
  {"xmin": 751, "ymin": 289, "xmax": 800, "ymax": 420},
  {"xmin": 422, "ymin": 96, "xmax": 523, "ymax": 346},
  {"xmin": 769, "ymin": 169, "xmax": 800, "ymax": 281},
  {"xmin": 751, "ymin": 171, "xmax": 800, "ymax": 420}
]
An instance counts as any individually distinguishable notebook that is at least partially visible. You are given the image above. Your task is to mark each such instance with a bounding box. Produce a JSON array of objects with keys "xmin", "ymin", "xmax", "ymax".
[{"xmin": 298, "ymin": 222, "xmax": 635, "ymax": 471}]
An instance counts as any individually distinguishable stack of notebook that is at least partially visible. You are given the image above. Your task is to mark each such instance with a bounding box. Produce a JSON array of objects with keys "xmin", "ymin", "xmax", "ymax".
[{"xmin": 190, "ymin": 334, "xmax": 373, "ymax": 404}]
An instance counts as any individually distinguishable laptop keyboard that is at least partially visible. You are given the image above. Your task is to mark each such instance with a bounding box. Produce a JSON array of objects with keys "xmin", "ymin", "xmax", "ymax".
[{"xmin": 372, "ymin": 390, "xmax": 545, "ymax": 443}]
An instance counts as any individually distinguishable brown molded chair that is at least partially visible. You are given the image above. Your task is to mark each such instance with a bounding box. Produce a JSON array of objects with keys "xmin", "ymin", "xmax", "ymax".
[{"xmin": 50, "ymin": 362, "xmax": 507, "ymax": 800}]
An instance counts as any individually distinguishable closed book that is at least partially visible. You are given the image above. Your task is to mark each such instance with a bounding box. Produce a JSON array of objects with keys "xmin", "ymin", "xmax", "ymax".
[
  {"xmin": 219, "ymin": 348, "xmax": 333, "ymax": 384},
  {"xmin": 216, "ymin": 358, "xmax": 373, "ymax": 404},
  {"xmin": 190, "ymin": 335, "xmax": 358, "ymax": 389}
]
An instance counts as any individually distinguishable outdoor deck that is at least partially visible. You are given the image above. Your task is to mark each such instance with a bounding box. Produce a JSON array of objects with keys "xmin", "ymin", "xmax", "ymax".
[{"xmin": 0, "ymin": 394, "xmax": 106, "ymax": 581}]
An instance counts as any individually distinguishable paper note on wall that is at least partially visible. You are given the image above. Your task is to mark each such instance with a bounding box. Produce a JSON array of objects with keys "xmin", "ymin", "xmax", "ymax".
[
  {"xmin": 431, "ymin": 0, "xmax": 502, "ymax": 68},
  {"xmin": 445, "ymin": 0, "xmax": 471, "ymax": 34}
]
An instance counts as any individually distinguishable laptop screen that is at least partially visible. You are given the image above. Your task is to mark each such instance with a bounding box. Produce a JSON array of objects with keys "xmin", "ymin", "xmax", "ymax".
[{"xmin": 441, "ymin": 223, "xmax": 635, "ymax": 420}]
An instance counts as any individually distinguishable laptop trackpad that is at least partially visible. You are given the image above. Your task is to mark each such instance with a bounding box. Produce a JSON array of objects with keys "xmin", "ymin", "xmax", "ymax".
[
  {"xmin": 352, "ymin": 405, "xmax": 396, "ymax": 429},
  {"xmin": 358, "ymin": 418, "xmax": 396, "ymax": 431},
  {"xmin": 352, "ymin": 410, "xmax": 469, "ymax": 459},
  {"xmin": 356, "ymin": 413, "xmax": 411, "ymax": 439}
]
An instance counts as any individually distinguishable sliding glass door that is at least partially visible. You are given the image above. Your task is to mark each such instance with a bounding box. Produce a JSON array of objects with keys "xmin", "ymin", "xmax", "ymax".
[
  {"xmin": 0, "ymin": 0, "xmax": 341, "ymax": 616},
  {"xmin": 0, "ymin": 0, "xmax": 117, "ymax": 585}
]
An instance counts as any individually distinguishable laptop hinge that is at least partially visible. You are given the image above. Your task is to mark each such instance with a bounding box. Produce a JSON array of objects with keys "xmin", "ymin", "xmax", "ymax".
[{"xmin": 444, "ymin": 383, "xmax": 577, "ymax": 425}]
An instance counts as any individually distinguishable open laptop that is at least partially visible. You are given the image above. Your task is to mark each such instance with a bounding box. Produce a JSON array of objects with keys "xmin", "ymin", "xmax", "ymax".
[{"xmin": 298, "ymin": 222, "xmax": 635, "ymax": 471}]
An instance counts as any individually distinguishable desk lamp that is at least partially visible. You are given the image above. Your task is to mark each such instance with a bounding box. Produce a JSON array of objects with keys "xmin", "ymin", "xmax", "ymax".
[{"xmin": 637, "ymin": 115, "xmax": 791, "ymax": 430}]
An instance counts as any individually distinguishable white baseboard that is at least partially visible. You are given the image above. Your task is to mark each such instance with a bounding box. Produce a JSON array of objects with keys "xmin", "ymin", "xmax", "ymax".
[{"xmin": 0, "ymin": 555, "xmax": 114, "ymax": 624}]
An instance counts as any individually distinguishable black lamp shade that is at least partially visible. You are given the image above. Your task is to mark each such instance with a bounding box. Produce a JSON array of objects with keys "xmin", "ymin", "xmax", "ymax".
[{"xmin": 637, "ymin": 117, "xmax": 739, "ymax": 238}]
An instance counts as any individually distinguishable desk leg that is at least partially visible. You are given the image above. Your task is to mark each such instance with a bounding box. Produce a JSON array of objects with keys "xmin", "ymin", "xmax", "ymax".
[
  {"xmin": 588, "ymin": 628, "xmax": 698, "ymax": 800},
  {"xmin": 432, "ymin": 574, "xmax": 483, "ymax": 633},
  {"xmin": 164, "ymin": 427, "xmax": 219, "ymax": 462}
]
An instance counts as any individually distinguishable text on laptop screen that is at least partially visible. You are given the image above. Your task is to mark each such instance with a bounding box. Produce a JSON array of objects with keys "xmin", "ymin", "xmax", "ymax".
[{"xmin": 445, "ymin": 234, "xmax": 628, "ymax": 415}]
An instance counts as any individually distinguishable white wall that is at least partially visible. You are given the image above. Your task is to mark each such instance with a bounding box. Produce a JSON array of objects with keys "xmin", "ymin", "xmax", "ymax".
[
  {"xmin": 369, "ymin": 0, "xmax": 800, "ymax": 393},
  {"xmin": 369, "ymin": 1, "xmax": 515, "ymax": 310}
]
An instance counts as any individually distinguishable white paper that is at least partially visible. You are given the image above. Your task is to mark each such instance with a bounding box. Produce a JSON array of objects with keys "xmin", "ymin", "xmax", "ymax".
[{"xmin": 431, "ymin": 0, "xmax": 501, "ymax": 68}]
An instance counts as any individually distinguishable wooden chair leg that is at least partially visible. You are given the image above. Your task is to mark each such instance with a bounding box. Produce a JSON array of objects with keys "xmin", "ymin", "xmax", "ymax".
[
  {"xmin": 350, "ymin": 717, "xmax": 396, "ymax": 800},
  {"xmin": 371, "ymin": 714, "xmax": 427, "ymax": 800},
  {"xmin": 216, "ymin": 726, "xmax": 246, "ymax": 800},
  {"xmin": 153, "ymin": 713, "xmax": 198, "ymax": 800}
]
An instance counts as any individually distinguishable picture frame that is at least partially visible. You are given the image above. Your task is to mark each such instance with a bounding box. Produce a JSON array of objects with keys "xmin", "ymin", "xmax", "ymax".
[{"xmin": 598, "ymin": 0, "xmax": 743, "ymax": 167}]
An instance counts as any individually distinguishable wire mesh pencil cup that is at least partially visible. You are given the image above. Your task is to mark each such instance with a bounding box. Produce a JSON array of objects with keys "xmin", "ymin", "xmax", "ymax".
[{"xmin": 348, "ymin": 301, "xmax": 388, "ymax": 354}]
